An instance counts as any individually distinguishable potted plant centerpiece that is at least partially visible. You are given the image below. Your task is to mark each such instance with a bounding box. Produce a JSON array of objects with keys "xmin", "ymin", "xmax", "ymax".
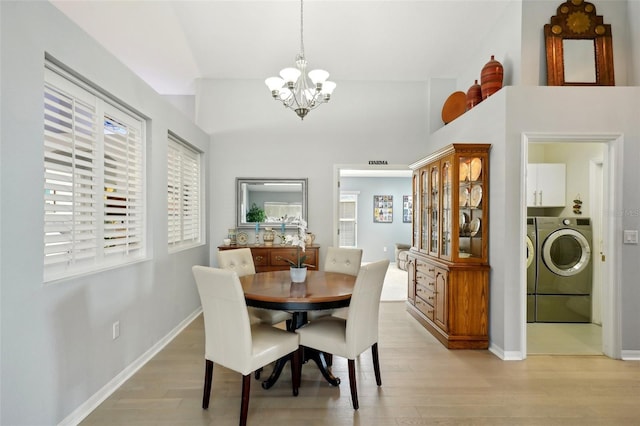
[{"xmin": 283, "ymin": 219, "xmax": 312, "ymax": 282}]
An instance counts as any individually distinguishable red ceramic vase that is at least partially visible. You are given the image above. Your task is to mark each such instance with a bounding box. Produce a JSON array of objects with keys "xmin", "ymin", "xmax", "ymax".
[
  {"xmin": 480, "ymin": 55, "xmax": 503, "ymax": 99},
  {"xmin": 466, "ymin": 80, "xmax": 482, "ymax": 110}
]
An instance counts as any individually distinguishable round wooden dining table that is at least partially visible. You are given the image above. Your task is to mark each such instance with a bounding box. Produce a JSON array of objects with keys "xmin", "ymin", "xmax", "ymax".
[{"xmin": 238, "ymin": 270, "xmax": 357, "ymax": 389}]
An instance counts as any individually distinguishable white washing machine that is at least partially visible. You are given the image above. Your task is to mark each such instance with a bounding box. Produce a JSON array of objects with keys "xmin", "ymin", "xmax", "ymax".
[
  {"xmin": 536, "ymin": 217, "xmax": 592, "ymax": 323},
  {"xmin": 526, "ymin": 217, "xmax": 536, "ymax": 323}
]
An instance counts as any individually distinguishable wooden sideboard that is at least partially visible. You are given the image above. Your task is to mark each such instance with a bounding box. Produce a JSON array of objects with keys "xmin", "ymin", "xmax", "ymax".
[{"xmin": 217, "ymin": 244, "xmax": 319, "ymax": 273}]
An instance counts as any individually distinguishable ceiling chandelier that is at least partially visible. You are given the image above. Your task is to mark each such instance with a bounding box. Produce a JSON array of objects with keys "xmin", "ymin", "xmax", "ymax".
[{"xmin": 265, "ymin": 0, "xmax": 336, "ymax": 120}]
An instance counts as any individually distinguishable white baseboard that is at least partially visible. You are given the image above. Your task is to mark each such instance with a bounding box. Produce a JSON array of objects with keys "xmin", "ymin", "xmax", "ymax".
[
  {"xmin": 58, "ymin": 307, "xmax": 203, "ymax": 426},
  {"xmin": 489, "ymin": 343, "xmax": 525, "ymax": 361},
  {"xmin": 621, "ymin": 350, "xmax": 640, "ymax": 361}
]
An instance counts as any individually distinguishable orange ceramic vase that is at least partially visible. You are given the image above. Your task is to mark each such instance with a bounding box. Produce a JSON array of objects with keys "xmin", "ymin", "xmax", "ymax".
[
  {"xmin": 466, "ymin": 80, "xmax": 482, "ymax": 110},
  {"xmin": 480, "ymin": 55, "xmax": 503, "ymax": 99}
]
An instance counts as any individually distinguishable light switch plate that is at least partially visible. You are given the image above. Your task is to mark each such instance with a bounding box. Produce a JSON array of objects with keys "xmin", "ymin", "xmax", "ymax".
[{"xmin": 623, "ymin": 230, "xmax": 638, "ymax": 244}]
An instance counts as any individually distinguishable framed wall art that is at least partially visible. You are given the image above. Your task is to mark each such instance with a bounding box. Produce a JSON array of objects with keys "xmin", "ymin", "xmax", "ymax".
[
  {"xmin": 373, "ymin": 195, "xmax": 393, "ymax": 223},
  {"xmin": 403, "ymin": 195, "xmax": 412, "ymax": 223}
]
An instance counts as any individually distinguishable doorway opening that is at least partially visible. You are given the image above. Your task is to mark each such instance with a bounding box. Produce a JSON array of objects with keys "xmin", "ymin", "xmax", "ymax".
[
  {"xmin": 333, "ymin": 164, "xmax": 412, "ymax": 302},
  {"xmin": 332, "ymin": 164, "xmax": 412, "ymax": 251},
  {"xmin": 522, "ymin": 134, "xmax": 622, "ymax": 359}
]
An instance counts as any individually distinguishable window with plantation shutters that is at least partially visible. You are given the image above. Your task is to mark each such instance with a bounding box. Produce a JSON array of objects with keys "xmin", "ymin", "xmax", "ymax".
[
  {"xmin": 167, "ymin": 134, "xmax": 202, "ymax": 249},
  {"xmin": 44, "ymin": 65, "xmax": 146, "ymax": 282},
  {"xmin": 339, "ymin": 192, "xmax": 358, "ymax": 248},
  {"xmin": 102, "ymin": 112, "xmax": 144, "ymax": 256}
]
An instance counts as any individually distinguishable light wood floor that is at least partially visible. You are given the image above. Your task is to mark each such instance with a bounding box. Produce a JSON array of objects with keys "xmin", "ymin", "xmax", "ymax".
[{"xmin": 81, "ymin": 302, "xmax": 640, "ymax": 425}]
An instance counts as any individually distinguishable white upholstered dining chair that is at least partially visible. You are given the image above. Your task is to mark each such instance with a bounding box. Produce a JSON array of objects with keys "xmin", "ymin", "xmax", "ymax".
[
  {"xmin": 295, "ymin": 259, "xmax": 389, "ymax": 410},
  {"xmin": 308, "ymin": 247, "xmax": 363, "ymax": 321},
  {"xmin": 192, "ymin": 265, "xmax": 300, "ymax": 426},
  {"xmin": 217, "ymin": 248, "xmax": 291, "ymax": 326}
]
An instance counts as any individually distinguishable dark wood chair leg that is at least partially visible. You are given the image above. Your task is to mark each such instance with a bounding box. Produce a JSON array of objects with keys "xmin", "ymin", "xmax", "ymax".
[
  {"xmin": 240, "ymin": 374, "xmax": 251, "ymax": 426},
  {"xmin": 254, "ymin": 367, "xmax": 262, "ymax": 380},
  {"xmin": 203, "ymin": 359, "xmax": 214, "ymax": 409},
  {"xmin": 297, "ymin": 346, "xmax": 304, "ymax": 385},
  {"xmin": 290, "ymin": 348, "xmax": 301, "ymax": 396},
  {"xmin": 325, "ymin": 353, "xmax": 333, "ymax": 367},
  {"xmin": 372, "ymin": 342, "xmax": 382, "ymax": 386},
  {"xmin": 348, "ymin": 359, "xmax": 359, "ymax": 410}
]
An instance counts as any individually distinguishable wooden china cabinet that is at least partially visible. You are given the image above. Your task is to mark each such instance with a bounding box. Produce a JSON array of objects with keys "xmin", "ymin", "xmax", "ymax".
[{"xmin": 406, "ymin": 143, "xmax": 491, "ymax": 349}]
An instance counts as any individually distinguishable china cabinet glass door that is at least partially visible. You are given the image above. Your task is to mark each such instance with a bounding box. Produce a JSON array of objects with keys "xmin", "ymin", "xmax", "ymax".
[
  {"xmin": 421, "ymin": 169, "xmax": 428, "ymax": 252},
  {"xmin": 441, "ymin": 158, "xmax": 452, "ymax": 259},
  {"xmin": 458, "ymin": 155, "xmax": 485, "ymax": 260},
  {"xmin": 412, "ymin": 172, "xmax": 419, "ymax": 249},
  {"xmin": 428, "ymin": 164, "xmax": 439, "ymax": 256}
]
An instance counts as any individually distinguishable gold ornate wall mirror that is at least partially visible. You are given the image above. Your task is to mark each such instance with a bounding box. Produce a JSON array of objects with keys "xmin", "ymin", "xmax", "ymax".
[{"xmin": 544, "ymin": 0, "xmax": 614, "ymax": 86}]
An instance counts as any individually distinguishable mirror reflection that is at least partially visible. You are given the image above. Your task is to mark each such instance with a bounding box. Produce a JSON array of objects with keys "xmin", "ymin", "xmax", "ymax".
[
  {"xmin": 236, "ymin": 178, "xmax": 308, "ymax": 229},
  {"xmin": 563, "ymin": 39, "xmax": 596, "ymax": 83}
]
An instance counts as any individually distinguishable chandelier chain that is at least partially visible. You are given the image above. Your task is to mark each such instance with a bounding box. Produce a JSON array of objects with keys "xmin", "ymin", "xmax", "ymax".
[{"xmin": 299, "ymin": 0, "xmax": 305, "ymax": 58}]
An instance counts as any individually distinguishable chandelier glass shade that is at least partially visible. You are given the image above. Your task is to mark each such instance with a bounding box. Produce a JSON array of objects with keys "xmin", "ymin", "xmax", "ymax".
[{"xmin": 265, "ymin": 0, "xmax": 336, "ymax": 120}]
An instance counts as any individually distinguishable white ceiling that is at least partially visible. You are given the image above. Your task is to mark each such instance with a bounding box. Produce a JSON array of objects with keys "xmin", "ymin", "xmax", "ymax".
[{"xmin": 50, "ymin": 0, "xmax": 515, "ymax": 95}]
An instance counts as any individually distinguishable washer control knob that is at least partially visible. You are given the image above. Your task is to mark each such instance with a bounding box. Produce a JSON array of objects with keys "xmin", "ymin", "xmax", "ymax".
[{"xmin": 562, "ymin": 218, "xmax": 571, "ymax": 226}]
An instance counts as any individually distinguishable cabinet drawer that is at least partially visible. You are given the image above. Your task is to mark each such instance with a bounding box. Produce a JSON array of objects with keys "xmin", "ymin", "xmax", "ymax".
[
  {"xmin": 416, "ymin": 271, "xmax": 435, "ymax": 288},
  {"xmin": 415, "ymin": 296, "xmax": 434, "ymax": 321},
  {"xmin": 416, "ymin": 282, "xmax": 435, "ymax": 305},
  {"xmin": 416, "ymin": 260, "xmax": 436, "ymax": 277},
  {"xmin": 251, "ymin": 249, "xmax": 269, "ymax": 267},
  {"xmin": 271, "ymin": 249, "xmax": 298, "ymax": 267},
  {"xmin": 271, "ymin": 249, "xmax": 317, "ymax": 268}
]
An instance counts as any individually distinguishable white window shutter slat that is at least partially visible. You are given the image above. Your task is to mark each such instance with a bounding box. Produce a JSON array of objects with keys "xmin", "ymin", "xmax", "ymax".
[
  {"xmin": 167, "ymin": 135, "xmax": 201, "ymax": 247},
  {"xmin": 44, "ymin": 66, "xmax": 145, "ymax": 281}
]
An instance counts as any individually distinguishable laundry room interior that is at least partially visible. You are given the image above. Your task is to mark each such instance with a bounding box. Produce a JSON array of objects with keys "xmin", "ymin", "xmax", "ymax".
[{"xmin": 526, "ymin": 141, "xmax": 605, "ymax": 356}]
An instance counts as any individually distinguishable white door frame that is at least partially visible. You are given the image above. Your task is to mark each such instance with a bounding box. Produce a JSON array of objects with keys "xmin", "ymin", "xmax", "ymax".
[
  {"xmin": 590, "ymin": 159, "xmax": 604, "ymax": 325},
  {"xmin": 521, "ymin": 133, "xmax": 623, "ymax": 359}
]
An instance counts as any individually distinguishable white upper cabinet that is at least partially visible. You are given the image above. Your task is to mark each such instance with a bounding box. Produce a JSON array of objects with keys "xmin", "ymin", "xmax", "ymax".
[{"xmin": 527, "ymin": 163, "xmax": 566, "ymax": 207}]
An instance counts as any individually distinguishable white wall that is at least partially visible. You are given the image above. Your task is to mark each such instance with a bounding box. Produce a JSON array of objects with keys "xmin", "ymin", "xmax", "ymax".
[
  {"xmin": 0, "ymin": 2, "xmax": 210, "ymax": 425},
  {"xmin": 199, "ymin": 79, "xmax": 429, "ymax": 267},
  {"xmin": 456, "ymin": 0, "xmax": 523, "ymax": 90},
  {"xmin": 197, "ymin": 1, "xmax": 639, "ymax": 358},
  {"xmin": 427, "ymin": 86, "xmax": 640, "ymax": 358},
  {"xmin": 629, "ymin": 0, "xmax": 640, "ymax": 85},
  {"xmin": 1, "ymin": 1, "xmax": 638, "ymax": 424}
]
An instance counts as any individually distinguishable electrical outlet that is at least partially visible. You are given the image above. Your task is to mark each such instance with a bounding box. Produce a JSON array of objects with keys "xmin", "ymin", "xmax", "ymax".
[
  {"xmin": 112, "ymin": 321, "xmax": 120, "ymax": 340},
  {"xmin": 383, "ymin": 246, "xmax": 387, "ymax": 252},
  {"xmin": 623, "ymin": 230, "xmax": 638, "ymax": 244}
]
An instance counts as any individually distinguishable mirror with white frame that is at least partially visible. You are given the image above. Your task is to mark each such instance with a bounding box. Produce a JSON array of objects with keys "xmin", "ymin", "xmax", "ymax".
[{"xmin": 236, "ymin": 178, "xmax": 308, "ymax": 229}]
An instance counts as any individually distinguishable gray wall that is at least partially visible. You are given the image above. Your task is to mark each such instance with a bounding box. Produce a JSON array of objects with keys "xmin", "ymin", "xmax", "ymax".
[
  {"xmin": 1, "ymin": 0, "xmax": 639, "ymax": 425},
  {"xmin": 427, "ymin": 86, "xmax": 640, "ymax": 358},
  {"xmin": 199, "ymin": 0, "xmax": 639, "ymax": 361},
  {"xmin": 340, "ymin": 177, "xmax": 412, "ymax": 263},
  {"xmin": 1, "ymin": 2, "xmax": 210, "ymax": 425}
]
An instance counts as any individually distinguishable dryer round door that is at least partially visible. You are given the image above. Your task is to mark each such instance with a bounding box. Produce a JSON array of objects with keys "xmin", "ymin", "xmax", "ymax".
[
  {"xmin": 541, "ymin": 229, "xmax": 591, "ymax": 277},
  {"xmin": 526, "ymin": 235, "xmax": 534, "ymax": 269}
]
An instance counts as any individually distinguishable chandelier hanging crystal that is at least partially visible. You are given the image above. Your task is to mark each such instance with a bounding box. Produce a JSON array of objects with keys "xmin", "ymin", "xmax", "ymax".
[{"xmin": 265, "ymin": 0, "xmax": 336, "ymax": 120}]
